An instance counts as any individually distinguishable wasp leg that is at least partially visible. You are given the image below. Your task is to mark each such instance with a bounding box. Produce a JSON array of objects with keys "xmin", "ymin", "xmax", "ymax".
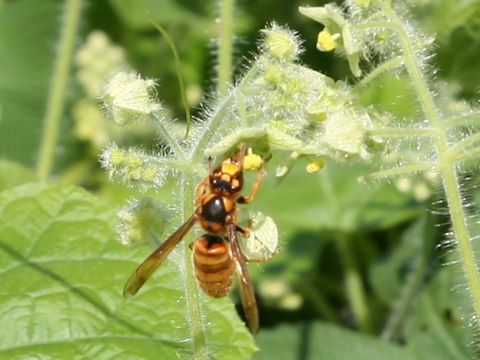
[
  {"xmin": 194, "ymin": 176, "xmax": 209, "ymax": 206},
  {"xmin": 237, "ymin": 166, "xmax": 263, "ymax": 204},
  {"xmin": 235, "ymin": 225, "xmax": 250, "ymax": 237}
]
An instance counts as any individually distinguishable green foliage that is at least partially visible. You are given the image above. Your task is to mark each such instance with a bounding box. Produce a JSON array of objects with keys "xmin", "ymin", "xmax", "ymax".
[
  {"xmin": 254, "ymin": 322, "xmax": 416, "ymax": 360},
  {"xmin": 1, "ymin": 0, "xmax": 480, "ymax": 359},
  {"xmin": 0, "ymin": 182, "xmax": 256, "ymax": 359},
  {"xmin": 0, "ymin": 0, "xmax": 61, "ymax": 166}
]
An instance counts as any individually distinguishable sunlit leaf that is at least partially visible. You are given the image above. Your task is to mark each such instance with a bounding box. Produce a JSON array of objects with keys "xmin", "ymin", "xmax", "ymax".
[{"xmin": 0, "ymin": 183, "xmax": 256, "ymax": 359}]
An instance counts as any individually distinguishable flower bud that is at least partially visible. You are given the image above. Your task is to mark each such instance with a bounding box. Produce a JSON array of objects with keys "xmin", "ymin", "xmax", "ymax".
[
  {"xmin": 100, "ymin": 143, "xmax": 167, "ymax": 190},
  {"xmin": 241, "ymin": 212, "xmax": 279, "ymax": 261},
  {"xmin": 117, "ymin": 198, "xmax": 170, "ymax": 247},
  {"xmin": 261, "ymin": 23, "xmax": 302, "ymax": 62},
  {"xmin": 103, "ymin": 72, "xmax": 162, "ymax": 127}
]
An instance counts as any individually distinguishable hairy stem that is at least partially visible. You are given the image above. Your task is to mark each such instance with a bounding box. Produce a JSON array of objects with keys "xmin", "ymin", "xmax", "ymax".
[
  {"xmin": 449, "ymin": 133, "xmax": 480, "ymax": 157},
  {"xmin": 384, "ymin": 2, "xmax": 480, "ymax": 323},
  {"xmin": 447, "ymin": 111, "xmax": 480, "ymax": 128},
  {"xmin": 367, "ymin": 127, "xmax": 439, "ymax": 138},
  {"xmin": 353, "ymin": 56, "xmax": 404, "ymax": 91},
  {"xmin": 180, "ymin": 174, "xmax": 207, "ymax": 360},
  {"xmin": 192, "ymin": 63, "xmax": 260, "ymax": 162},
  {"xmin": 152, "ymin": 113, "xmax": 185, "ymax": 161},
  {"xmin": 454, "ymin": 147, "xmax": 480, "ymax": 163},
  {"xmin": 236, "ymin": 91, "xmax": 248, "ymax": 126},
  {"xmin": 217, "ymin": 0, "xmax": 234, "ymax": 97},
  {"xmin": 367, "ymin": 163, "xmax": 438, "ymax": 180},
  {"xmin": 36, "ymin": 0, "xmax": 82, "ymax": 180}
]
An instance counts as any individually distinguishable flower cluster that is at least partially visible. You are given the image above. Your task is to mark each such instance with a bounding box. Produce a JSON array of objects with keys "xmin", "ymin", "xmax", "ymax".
[
  {"xmin": 117, "ymin": 198, "xmax": 170, "ymax": 247},
  {"xmin": 206, "ymin": 23, "xmax": 379, "ymax": 178},
  {"xmin": 100, "ymin": 143, "xmax": 168, "ymax": 190}
]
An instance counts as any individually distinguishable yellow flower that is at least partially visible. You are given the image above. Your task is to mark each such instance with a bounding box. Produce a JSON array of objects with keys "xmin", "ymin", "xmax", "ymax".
[
  {"xmin": 300, "ymin": 5, "xmax": 362, "ymax": 77},
  {"xmin": 243, "ymin": 149, "xmax": 263, "ymax": 171},
  {"xmin": 317, "ymin": 30, "xmax": 339, "ymax": 52},
  {"xmin": 306, "ymin": 158, "xmax": 325, "ymax": 174}
]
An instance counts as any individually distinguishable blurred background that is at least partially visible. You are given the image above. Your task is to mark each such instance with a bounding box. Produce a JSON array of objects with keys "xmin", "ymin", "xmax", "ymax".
[{"xmin": 1, "ymin": 0, "xmax": 480, "ymax": 358}]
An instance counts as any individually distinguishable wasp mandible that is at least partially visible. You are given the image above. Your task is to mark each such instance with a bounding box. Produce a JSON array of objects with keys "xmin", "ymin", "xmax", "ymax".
[{"xmin": 123, "ymin": 144, "xmax": 269, "ymax": 333}]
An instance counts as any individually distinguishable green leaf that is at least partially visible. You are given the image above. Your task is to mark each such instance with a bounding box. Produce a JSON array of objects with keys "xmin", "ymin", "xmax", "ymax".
[
  {"xmin": 405, "ymin": 266, "xmax": 476, "ymax": 360},
  {"xmin": 0, "ymin": 160, "xmax": 36, "ymax": 192},
  {"xmin": 256, "ymin": 162, "xmax": 421, "ymax": 234},
  {"xmin": 370, "ymin": 212, "xmax": 442, "ymax": 341},
  {"xmin": 0, "ymin": 0, "xmax": 61, "ymax": 166},
  {"xmin": 370, "ymin": 212, "xmax": 437, "ymax": 306},
  {"xmin": 0, "ymin": 183, "xmax": 256, "ymax": 359},
  {"xmin": 254, "ymin": 322, "xmax": 416, "ymax": 360}
]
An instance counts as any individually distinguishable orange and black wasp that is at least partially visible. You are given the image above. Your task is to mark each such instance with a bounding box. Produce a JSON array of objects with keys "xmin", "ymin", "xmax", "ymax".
[{"xmin": 123, "ymin": 145, "xmax": 268, "ymax": 333}]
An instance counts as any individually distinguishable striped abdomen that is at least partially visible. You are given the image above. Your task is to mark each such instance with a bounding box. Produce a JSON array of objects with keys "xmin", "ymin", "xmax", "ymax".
[{"xmin": 193, "ymin": 234, "xmax": 234, "ymax": 298}]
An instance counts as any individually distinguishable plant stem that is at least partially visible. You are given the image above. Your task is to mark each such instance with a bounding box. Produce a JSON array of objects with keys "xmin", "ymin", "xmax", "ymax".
[
  {"xmin": 192, "ymin": 63, "xmax": 260, "ymax": 162},
  {"xmin": 447, "ymin": 111, "xmax": 480, "ymax": 128},
  {"xmin": 295, "ymin": 281, "xmax": 339, "ymax": 323},
  {"xmin": 385, "ymin": 4, "xmax": 480, "ymax": 324},
  {"xmin": 381, "ymin": 213, "xmax": 435, "ymax": 340},
  {"xmin": 453, "ymin": 147, "xmax": 480, "ymax": 163},
  {"xmin": 367, "ymin": 163, "xmax": 438, "ymax": 180},
  {"xmin": 131, "ymin": 0, "xmax": 192, "ymax": 137},
  {"xmin": 36, "ymin": 0, "xmax": 82, "ymax": 180},
  {"xmin": 217, "ymin": 0, "xmax": 234, "ymax": 97},
  {"xmin": 153, "ymin": 113, "xmax": 186, "ymax": 161},
  {"xmin": 367, "ymin": 127, "xmax": 439, "ymax": 138},
  {"xmin": 449, "ymin": 133, "xmax": 480, "ymax": 157},
  {"xmin": 180, "ymin": 174, "xmax": 207, "ymax": 360},
  {"xmin": 337, "ymin": 233, "xmax": 373, "ymax": 333},
  {"xmin": 236, "ymin": 91, "xmax": 248, "ymax": 126},
  {"xmin": 353, "ymin": 56, "xmax": 404, "ymax": 91},
  {"xmin": 321, "ymin": 168, "xmax": 372, "ymax": 332}
]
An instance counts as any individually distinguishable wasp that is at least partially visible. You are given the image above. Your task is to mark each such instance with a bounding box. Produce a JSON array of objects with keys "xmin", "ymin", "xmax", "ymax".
[{"xmin": 123, "ymin": 145, "xmax": 269, "ymax": 333}]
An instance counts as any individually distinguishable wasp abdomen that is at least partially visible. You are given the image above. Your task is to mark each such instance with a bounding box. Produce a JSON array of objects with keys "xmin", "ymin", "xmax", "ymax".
[{"xmin": 193, "ymin": 235, "xmax": 234, "ymax": 298}]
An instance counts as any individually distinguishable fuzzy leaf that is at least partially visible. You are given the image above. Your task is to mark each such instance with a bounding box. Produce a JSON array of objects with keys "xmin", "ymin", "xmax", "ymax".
[{"xmin": 0, "ymin": 183, "xmax": 256, "ymax": 359}]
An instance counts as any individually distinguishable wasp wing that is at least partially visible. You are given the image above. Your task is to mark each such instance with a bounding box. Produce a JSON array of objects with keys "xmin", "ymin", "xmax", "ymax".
[
  {"xmin": 227, "ymin": 223, "xmax": 259, "ymax": 334},
  {"xmin": 123, "ymin": 214, "xmax": 198, "ymax": 298}
]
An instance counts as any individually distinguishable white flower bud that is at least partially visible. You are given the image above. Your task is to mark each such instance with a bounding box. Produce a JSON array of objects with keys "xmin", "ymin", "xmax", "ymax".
[{"xmin": 103, "ymin": 72, "xmax": 162, "ymax": 127}]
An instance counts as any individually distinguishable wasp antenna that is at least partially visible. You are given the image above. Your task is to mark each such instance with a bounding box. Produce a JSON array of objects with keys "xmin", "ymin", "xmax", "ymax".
[{"xmin": 208, "ymin": 156, "xmax": 214, "ymax": 174}]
